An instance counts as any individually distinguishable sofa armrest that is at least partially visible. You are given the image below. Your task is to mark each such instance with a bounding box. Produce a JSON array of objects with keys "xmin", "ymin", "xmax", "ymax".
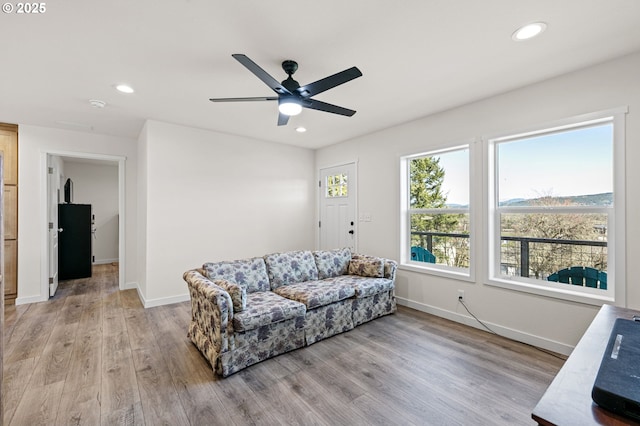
[
  {"xmin": 351, "ymin": 254, "xmax": 398, "ymax": 281},
  {"xmin": 213, "ymin": 279, "xmax": 247, "ymax": 312},
  {"xmin": 183, "ymin": 270, "xmax": 234, "ymax": 354}
]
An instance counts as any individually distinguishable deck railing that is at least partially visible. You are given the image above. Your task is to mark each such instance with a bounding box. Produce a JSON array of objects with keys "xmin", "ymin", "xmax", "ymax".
[{"xmin": 411, "ymin": 231, "xmax": 607, "ymax": 278}]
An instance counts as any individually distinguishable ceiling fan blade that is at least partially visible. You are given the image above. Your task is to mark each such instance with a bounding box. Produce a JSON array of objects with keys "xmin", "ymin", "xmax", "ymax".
[
  {"xmin": 302, "ymin": 99, "xmax": 356, "ymax": 117},
  {"xmin": 277, "ymin": 112, "xmax": 290, "ymax": 126},
  {"xmin": 232, "ymin": 54, "xmax": 292, "ymax": 96},
  {"xmin": 209, "ymin": 96, "xmax": 278, "ymax": 102},
  {"xmin": 296, "ymin": 67, "xmax": 362, "ymax": 98}
]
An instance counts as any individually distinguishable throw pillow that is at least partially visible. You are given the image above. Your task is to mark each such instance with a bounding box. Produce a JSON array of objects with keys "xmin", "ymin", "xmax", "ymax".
[{"xmin": 348, "ymin": 257, "xmax": 384, "ymax": 278}]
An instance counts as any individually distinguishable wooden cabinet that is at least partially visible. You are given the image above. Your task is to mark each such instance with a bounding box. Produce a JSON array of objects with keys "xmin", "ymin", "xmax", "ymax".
[
  {"xmin": 0, "ymin": 124, "xmax": 18, "ymax": 303},
  {"xmin": 4, "ymin": 185, "xmax": 17, "ymax": 240},
  {"xmin": 0, "ymin": 127, "xmax": 17, "ymax": 185},
  {"xmin": 4, "ymin": 240, "xmax": 16, "ymax": 297}
]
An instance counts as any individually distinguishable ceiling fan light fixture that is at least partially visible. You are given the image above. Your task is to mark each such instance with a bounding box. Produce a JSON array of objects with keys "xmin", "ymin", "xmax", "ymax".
[
  {"xmin": 512, "ymin": 22, "xmax": 547, "ymax": 41},
  {"xmin": 278, "ymin": 100, "xmax": 302, "ymax": 116}
]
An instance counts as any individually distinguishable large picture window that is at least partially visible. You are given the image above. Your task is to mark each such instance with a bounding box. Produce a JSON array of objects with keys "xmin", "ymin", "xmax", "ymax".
[
  {"xmin": 401, "ymin": 145, "xmax": 472, "ymax": 277},
  {"xmin": 487, "ymin": 110, "xmax": 626, "ymax": 304}
]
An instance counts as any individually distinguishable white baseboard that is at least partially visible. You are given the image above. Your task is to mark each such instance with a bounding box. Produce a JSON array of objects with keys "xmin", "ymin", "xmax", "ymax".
[
  {"xmin": 137, "ymin": 290, "xmax": 190, "ymax": 309},
  {"xmin": 15, "ymin": 294, "xmax": 49, "ymax": 305},
  {"xmin": 123, "ymin": 281, "xmax": 138, "ymax": 290},
  {"xmin": 395, "ymin": 296, "xmax": 574, "ymax": 356},
  {"xmin": 93, "ymin": 258, "xmax": 119, "ymax": 265}
]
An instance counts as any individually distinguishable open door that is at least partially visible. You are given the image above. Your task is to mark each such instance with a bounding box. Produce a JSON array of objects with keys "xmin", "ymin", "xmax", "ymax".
[{"xmin": 47, "ymin": 158, "xmax": 60, "ymax": 297}]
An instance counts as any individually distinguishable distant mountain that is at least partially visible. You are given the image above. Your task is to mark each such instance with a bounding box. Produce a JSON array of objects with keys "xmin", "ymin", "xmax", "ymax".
[
  {"xmin": 498, "ymin": 192, "xmax": 613, "ymax": 207},
  {"xmin": 445, "ymin": 192, "xmax": 613, "ymax": 208}
]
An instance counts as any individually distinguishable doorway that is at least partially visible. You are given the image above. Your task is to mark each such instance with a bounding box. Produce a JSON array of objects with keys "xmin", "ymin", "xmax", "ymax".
[
  {"xmin": 318, "ymin": 162, "xmax": 357, "ymax": 251},
  {"xmin": 43, "ymin": 151, "xmax": 126, "ymax": 300}
]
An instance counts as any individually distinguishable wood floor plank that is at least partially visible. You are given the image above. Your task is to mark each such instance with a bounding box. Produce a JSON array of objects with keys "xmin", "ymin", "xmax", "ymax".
[
  {"xmin": 2, "ymin": 356, "xmax": 39, "ymax": 424},
  {"xmin": 100, "ymin": 283, "xmax": 145, "ymax": 425},
  {"xmin": 131, "ymin": 348, "xmax": 190, "ymax": 425},
  {"xmin": 55, "ymin": 384, "xmax": 101, "ymax": 426},
  {"xmin": 101, "ymin": 401, "xmax": 145, "ymax": 426},
  {"xmin": 124, "ymin": 301, "xmax": 191, "ymax": 426},
  {"xmin": 29, "ymin": 321, "xmax": 78, "ymax": 386},
  {"xmin": 3, "ymin": 264, "xmax": 565, "ymax": 426},
  {"xmin": 4, "ymin": 303, "xmax": 61, "ymax": 363},
  {"xmin": 239, "ymin": 361, "xmax": 328, "ymax": 425},
  {"xmin": 10, "ymin": 381, "xmax": 65, "ymax": 425},
  {"xmin": 144, "ymin": 306, "xmax": 237, "ymax": 426}
]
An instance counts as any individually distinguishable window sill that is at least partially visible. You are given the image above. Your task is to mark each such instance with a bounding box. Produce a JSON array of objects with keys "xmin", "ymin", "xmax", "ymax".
[
  {"xmin": 399, "ymin": 262, "xmax": 475, "ymax": 283},
  {"xmin": 485, "ymin": 276, "xmax": 614, "ymax": 306}
]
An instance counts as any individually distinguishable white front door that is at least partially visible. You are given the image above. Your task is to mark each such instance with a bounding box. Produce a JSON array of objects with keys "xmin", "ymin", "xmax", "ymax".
[
  {"xmin": 47, "ymin": 160, "xmax": 60, "ymax": 297},
  {"xmin": 319, "ymin": 163, "xmax": 357, "ymax": 251}
]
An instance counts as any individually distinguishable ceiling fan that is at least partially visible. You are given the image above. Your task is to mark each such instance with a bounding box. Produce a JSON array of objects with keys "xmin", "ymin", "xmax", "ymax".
[{"xmin": 209, "ymin": 54, "xmax": 362, "ymax": 126}]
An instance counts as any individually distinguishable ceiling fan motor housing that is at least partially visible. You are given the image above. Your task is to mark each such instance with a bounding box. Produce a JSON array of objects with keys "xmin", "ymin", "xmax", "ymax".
[
  {"xmin": 282, "ymin": 60, "xmax": 298, "ymax": 76},
  {"xmin": 281, "ymin": 60, "xmax": 300, "ymax": 92}
]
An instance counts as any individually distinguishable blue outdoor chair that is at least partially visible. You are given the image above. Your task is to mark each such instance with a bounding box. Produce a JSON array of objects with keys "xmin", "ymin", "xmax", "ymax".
[
  {"xmin": 547, "ymin": 266, "xmax": 607, "ymax": 290},
  {"xmin": 411, "ymin": 246, "xmax": 436, "ymax": 263}
]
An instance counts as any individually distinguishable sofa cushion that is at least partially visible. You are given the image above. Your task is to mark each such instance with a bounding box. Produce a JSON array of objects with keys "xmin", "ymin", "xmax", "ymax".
[
  {"xmin": 313, "ymin": 248, "xmax": 352, "ymax": 279},
  {"xmin": 232, "ymin": 291, "xmax": 306, "ymax": 332},
  {"xmin": 348, "ymin": 257, "xmax": 385, "ymax": 278},
  {"xmin": 203, "ymin": 257, "xmax": 270, "ymax": 293},
  {"xmin": 332, "ymin": 275, "xmax": 395, "ymax": 299},
  {"xmin": 273, "ymin": 280, "xmax": 355, "ymax": 309},
  {"xmin": 264, "ymin": 251, "xmax": 318, "ymax": 289},
  {"xmin": 213, "ymin": 279, "xmax": 246, "ymax": 312}
]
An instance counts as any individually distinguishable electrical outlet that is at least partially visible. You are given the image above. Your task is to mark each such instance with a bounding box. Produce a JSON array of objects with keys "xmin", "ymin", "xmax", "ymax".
[{"xmin": 458, "ymin": 290, "xmax": 465, "ymax": 301}]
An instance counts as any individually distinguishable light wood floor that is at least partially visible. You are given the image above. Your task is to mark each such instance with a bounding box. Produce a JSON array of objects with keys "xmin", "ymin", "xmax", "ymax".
[{"xmin": 3, "ymin": 263, "xmax": 564, "ymax": 425}]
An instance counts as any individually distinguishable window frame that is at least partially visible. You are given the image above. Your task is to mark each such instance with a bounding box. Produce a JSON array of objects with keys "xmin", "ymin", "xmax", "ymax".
[
  {"xmin": 484, "ymin": 108, "xmax": 627, "ymax": 306},
  {"xmin": 399, "ymin": 142, "xmax": 477, "ymax": 282}
]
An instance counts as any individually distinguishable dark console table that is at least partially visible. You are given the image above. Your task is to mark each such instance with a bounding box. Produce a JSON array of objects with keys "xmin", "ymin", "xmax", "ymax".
[{"xmin": 532, "ymin": 304, "xmax": 640, "ymax": 425}]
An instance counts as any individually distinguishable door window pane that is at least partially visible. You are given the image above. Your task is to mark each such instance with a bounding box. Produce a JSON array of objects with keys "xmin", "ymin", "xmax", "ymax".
[{"xmin": 326, "ymin": 173, "xmax": 348, "ymax": 198}]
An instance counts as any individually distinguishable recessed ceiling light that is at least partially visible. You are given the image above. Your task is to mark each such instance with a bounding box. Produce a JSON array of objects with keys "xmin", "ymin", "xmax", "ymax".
[
  {"xmin": 89, "ymin": 99, "xmax": 106, "ymax": 108},
  {"xmin": 295, "ymin": 127, "xmax": 307, "ymax": 133},
  {"xmin": 512, "ymin": 22, "xmax": 547, "ymax": 41},
  {"xmin": 115, "ymin": 84, "xmax": 134, "ymax": 94}
]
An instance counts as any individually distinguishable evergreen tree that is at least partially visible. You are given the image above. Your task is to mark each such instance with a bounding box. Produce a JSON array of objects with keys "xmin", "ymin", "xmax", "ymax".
[{"xmin": 409, "ymin": 157, "xmax": 464, "ymax": 266}]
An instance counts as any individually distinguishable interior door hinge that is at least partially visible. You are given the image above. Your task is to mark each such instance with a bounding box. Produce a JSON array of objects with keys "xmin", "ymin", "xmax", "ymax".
[
  {"xmin": 49, "ymin": 277, "xmax": 54, "ymax": 284},
  {"xmin": 319, "ymin": 221, "xmax": 321, "ymax": 228},
  {"xmin": 49, "ymin": 222, "xmax": 54, "ymax": 229},
  {"xmin": 319, "ymin": 180, "xmax": 321, "ymax": 188},
  {"xmin": 48, "ymin": 167, "xmax": 54, "ymax": 174}
]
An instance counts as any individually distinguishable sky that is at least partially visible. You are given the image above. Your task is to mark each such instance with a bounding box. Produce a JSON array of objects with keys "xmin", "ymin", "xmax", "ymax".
[
  {"xmin": 436, "ymin": 148, "xmax": 469, "ymax": 206},
  {"xmin": 497, "ymin": 123, "xmax": 613, "ymax": 202},
  {"xmin": 434, "ymin": 123, "xmax": 613, "ymax": 206}
]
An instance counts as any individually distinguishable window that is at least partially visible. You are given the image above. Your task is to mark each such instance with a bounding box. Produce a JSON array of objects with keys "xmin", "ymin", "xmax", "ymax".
[
  {"xmin": 487, "ymin": 110, "xmax": 626, "ymax": 304},
  {"xmin": 400, "ymin": 145, "xmax": 472, "ymax": 277},
  {"xmin": 325, "ymin": 173, "xmax": 348, "ymax": 197}
]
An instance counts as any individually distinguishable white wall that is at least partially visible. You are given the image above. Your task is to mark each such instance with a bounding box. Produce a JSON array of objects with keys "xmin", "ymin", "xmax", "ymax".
[
  {"xmin": 137, "ymin": 120, "xmax": 316, "ymax": 307},
  {"xmin": 137, "ymin": 122, "xmax": 149, "ymax": 299},
  {"xmin": 17, "ymin": 125, "xmax": 137, "ymax": 303},
  {"xmin": 316, "ymin": 52, "xmax": 640, "ymax": 353},
  {"xmin": 63, "ymin": 161, "xmax": 119, "ymax": 264}
]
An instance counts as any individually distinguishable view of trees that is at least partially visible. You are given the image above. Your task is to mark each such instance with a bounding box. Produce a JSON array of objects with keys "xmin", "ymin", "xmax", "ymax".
[
  {"xmin": 501, "ymin": 196, "xmax": 607, "ymax": 279},
  {"xmin": 410, "ymin": 159, "xmax": 608, "ymax": 278},
  {"xmin": 409, "ymin": 156, "xmax": 468, "ymax": 267}
]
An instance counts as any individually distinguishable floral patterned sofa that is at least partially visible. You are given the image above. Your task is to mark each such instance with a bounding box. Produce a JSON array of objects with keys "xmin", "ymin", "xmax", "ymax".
[{"xmin": 184, "ymin": 248, "xmax": 397, "ymax": 377}]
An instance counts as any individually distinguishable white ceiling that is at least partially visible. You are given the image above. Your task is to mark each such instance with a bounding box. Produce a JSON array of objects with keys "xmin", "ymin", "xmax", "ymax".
[{"xmin": 2, "ymin": 1, "xmax": 640, "ymax": 149}]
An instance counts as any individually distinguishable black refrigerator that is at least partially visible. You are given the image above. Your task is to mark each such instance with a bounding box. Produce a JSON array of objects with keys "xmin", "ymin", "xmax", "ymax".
[{"xmin": 58, "ymin": 204, "xmax": 92, "ymax": 280}]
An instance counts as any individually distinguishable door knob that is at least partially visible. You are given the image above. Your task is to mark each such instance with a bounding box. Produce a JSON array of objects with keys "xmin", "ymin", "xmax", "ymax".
[
  {"xmin": 348, "ymin": 230, "xmax": 354, "ymax": 234},
  {"xmin": 58, "ymin": 228, "xmax": 64, "ymax": 232}
]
